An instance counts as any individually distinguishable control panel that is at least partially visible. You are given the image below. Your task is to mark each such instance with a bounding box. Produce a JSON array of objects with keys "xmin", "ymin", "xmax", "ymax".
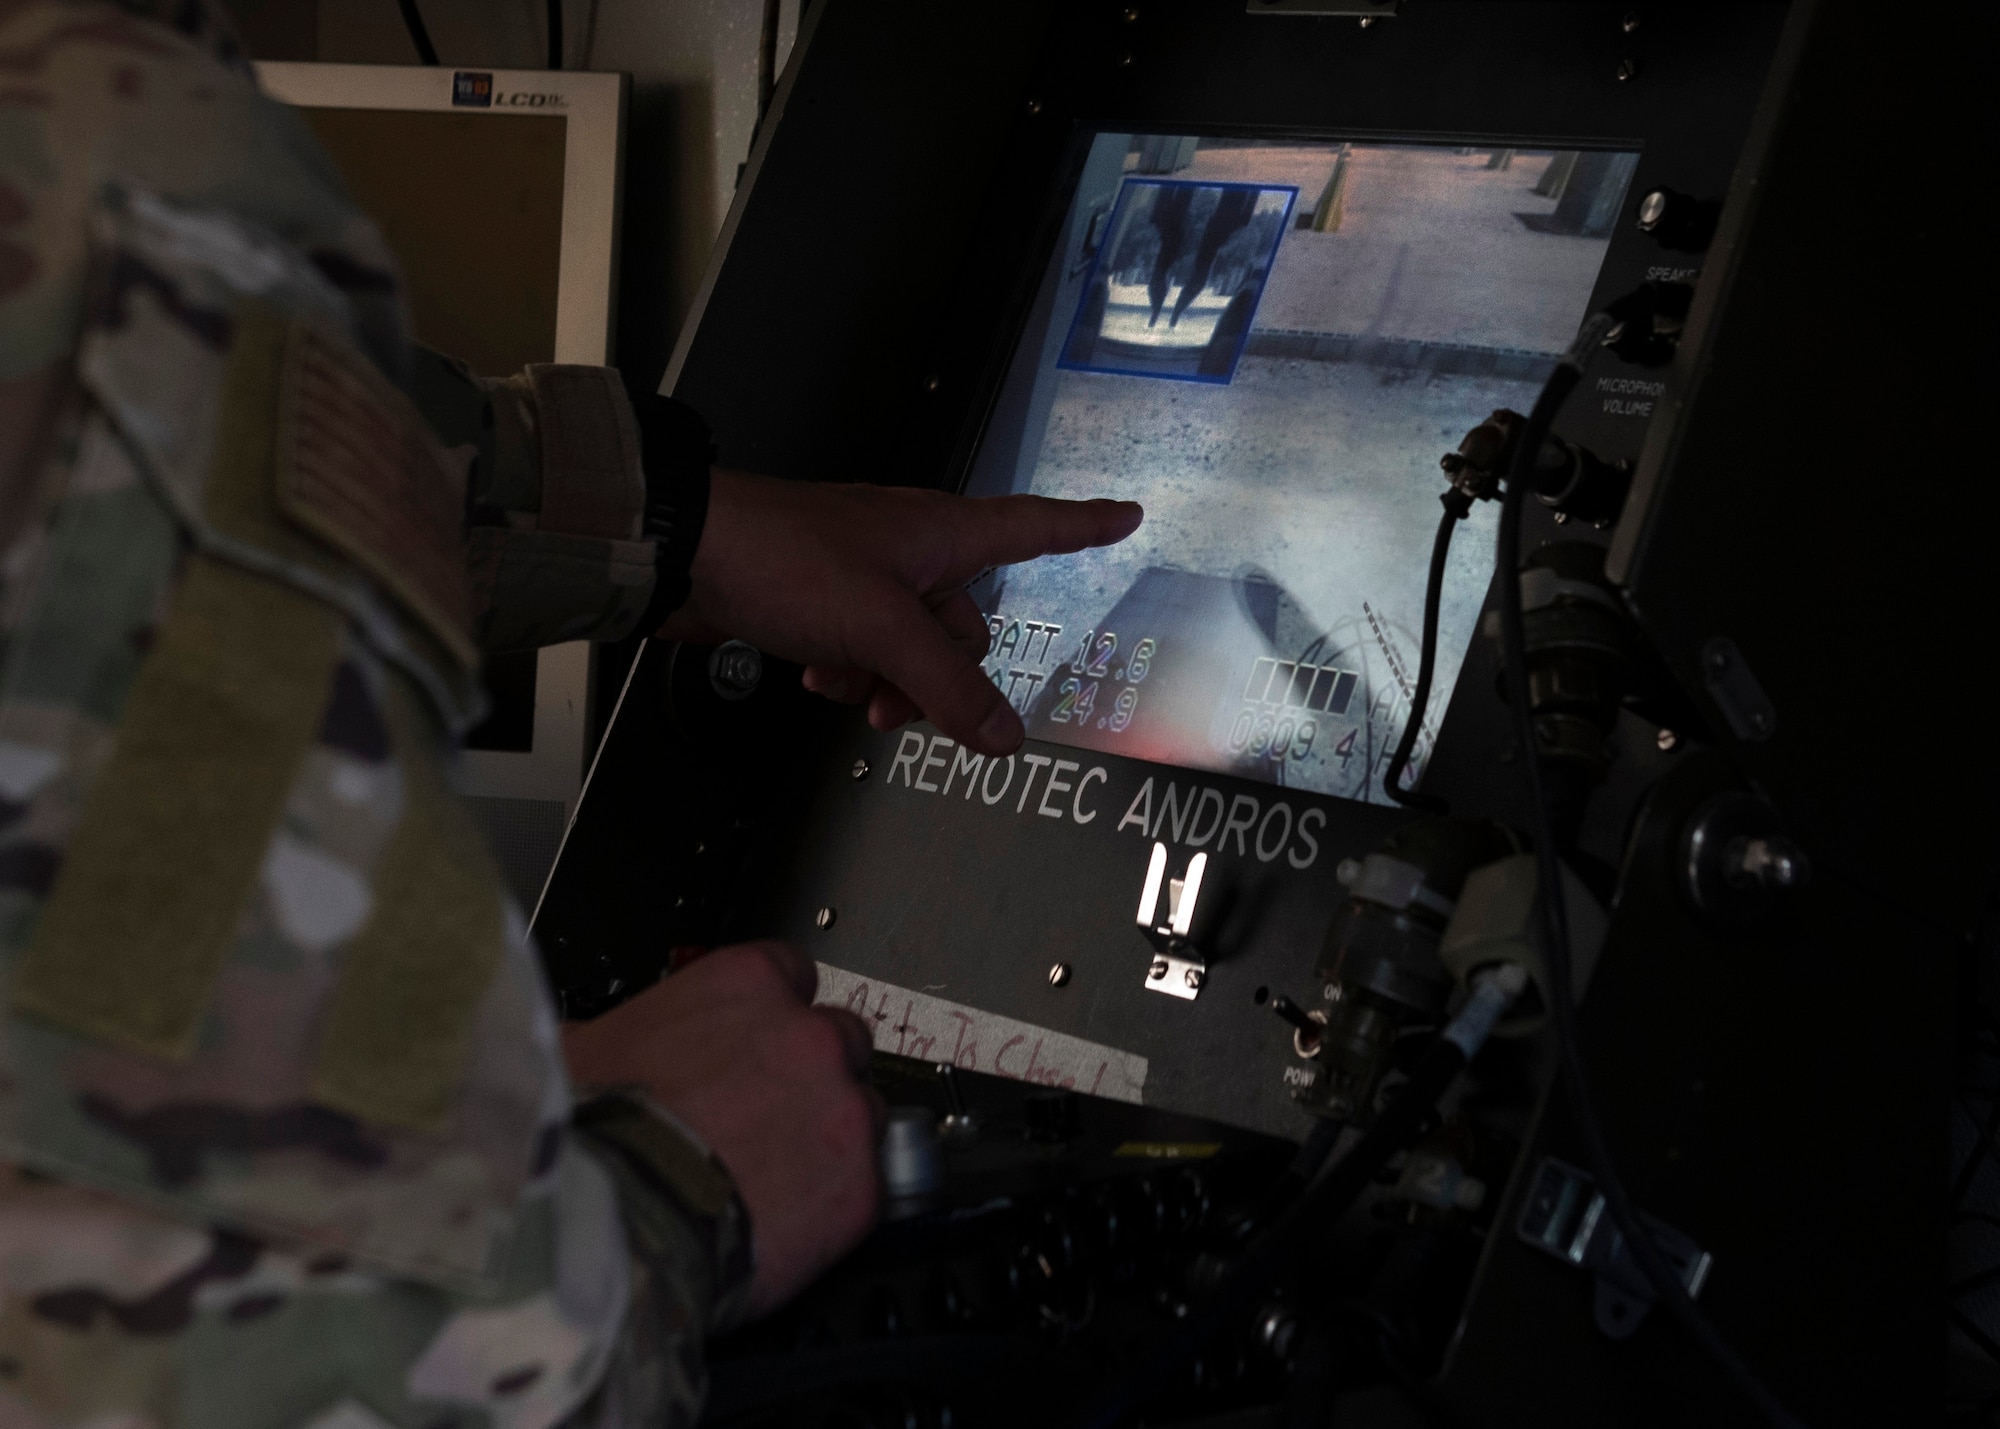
[{"xmin": 540, "ymin": 1, "xmax": 1787, "ymax": 1139}]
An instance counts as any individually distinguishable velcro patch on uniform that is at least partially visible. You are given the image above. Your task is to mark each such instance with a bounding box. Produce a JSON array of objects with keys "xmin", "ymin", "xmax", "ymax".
[
  {"xmin": 308, "ymin": 681, "xmax": 505, "ymax": 1133},
  {"xmin": 13, "ymin": 555, "xmax": 343, "ymax": 1058},
  {"xmin": 527, "ymin": 365, "xmax": 645, "ymax": 540},
  {"xmin": 277, "ymin": 324, "xmax": 480, "ymax": 673}
]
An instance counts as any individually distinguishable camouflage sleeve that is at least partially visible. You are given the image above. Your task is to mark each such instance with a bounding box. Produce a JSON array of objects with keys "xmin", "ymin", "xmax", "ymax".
[
  {"xmin": 408, "ymin": 346, "xmax": 659, "ymax": 653},
  {"xmin": 0, "ymin": 7, "xmax": 748, "ymax": 1427},
  {"xmin": 565, "ymin": 1094, "xmax": 757, "ymax": 1424}
]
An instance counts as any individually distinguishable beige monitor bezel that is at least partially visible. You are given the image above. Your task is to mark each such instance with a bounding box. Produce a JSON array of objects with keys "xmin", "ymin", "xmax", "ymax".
[{"xmin": 253, "ymin": 61, "xmax": 626, "ymax": 830}]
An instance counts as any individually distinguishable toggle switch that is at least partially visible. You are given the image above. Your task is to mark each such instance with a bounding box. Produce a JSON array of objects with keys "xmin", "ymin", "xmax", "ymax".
[
  {"xmin": 1135, "ymin": 842, "xmax": 1208, "ymax": 1000},
  {"xmin": 1269, "ymin": 993, "xmax": 1327, "ymax": 1057}
]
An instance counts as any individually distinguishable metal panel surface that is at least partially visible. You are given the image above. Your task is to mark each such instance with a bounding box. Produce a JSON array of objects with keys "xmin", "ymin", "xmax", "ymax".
[{"xmin": 777, "ymin": 725, "xmax": 1410, "ymax": 1138}]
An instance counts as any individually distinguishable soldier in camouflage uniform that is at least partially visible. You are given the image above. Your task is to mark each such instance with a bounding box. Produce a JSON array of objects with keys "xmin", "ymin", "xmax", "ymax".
[{"xmin": 0, "ymin": 2, "xmax": 1142, "ymax": 1425}]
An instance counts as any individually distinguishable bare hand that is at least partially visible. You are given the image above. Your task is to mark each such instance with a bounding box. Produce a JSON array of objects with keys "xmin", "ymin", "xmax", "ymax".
[
  {"xmin": 660, "ymin": 471, "xmax": 1142, "ymax": 755},
  {"xmin": 562, "ymin": 942, "xmax": 881, "ymax": 1317}
]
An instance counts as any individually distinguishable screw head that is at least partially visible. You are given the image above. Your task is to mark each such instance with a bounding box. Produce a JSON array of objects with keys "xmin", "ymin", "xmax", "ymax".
[
  {"xmin": 1657, "ymin": 727, "xmax": 1679, "ymax": 752},
  {"xmin": 1258, "ymin": 1310, "xmax": 1297, "ymax": 1358},
  {"xmin": 1049, "ymin": 962, "xmax": 1072, "ymax": 988},
  {"xmin": 1148, "ymin": 959, "xmax": 1170, "ymax": 981},
  {"xmin": 1116, "ymin": 49, "xmax": 1135, "ymax": 67},
  {"xmin": 922, "ymin": 373, "xmax": 941, "ymax": 392},
  {"xmin": 1616, "ymin": 56, "xmax": 1641, "ymax": 82},
  {"xmin": 1122, "ymin": 5, "xmax": 1139, "ymax": 19},
  {"xmin": 1622, "ymin": 9, "xmax": 1640, "ymax": 31},
  {"xmin": 1358, "ymin": 15, "xmax": 1375, "ymax": 26},
  {"xmin": 815, "ymin": 906, "xmax": 837, "ymax": 931},
  {"xmin": 851, "ymin": 758, "xmax": 871, "ymax": 780},
  {"xmin": 1026, "ymin": 97, "xmax": 1043, "ymax": 114},
  {"xmin": 1183, "ymin": 967, "xmax": 1204, "ymax": 990}
]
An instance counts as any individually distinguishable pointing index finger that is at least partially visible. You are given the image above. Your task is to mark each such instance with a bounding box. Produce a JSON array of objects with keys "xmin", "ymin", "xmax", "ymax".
[{"xmin": 946, "ymin": 496, "xmax": 1142, "ymax": 580}]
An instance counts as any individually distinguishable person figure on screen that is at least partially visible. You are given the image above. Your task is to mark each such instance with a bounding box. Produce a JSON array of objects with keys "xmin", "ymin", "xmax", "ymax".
[
  {"xmin": 1145, "ymin": 184, "xmax": 1195, "ymax": 327},
  {"xmin": 1199, "ymin": 271, "xmax": 1265, "ymax": 378},
  {"xmin": 1171, "ymin": 187, "xmax": 1260, "ymax": 330}
]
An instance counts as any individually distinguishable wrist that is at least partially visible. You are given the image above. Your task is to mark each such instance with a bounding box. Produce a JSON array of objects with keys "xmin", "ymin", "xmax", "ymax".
[
  {"xmin": 572, "ymin": 1088, "xmax": 757, "ymax": 1327},
  {"xmin": 655, "ymin": 467, "xmax": 752, "ymax": 641},
  {"xmin": 636, "ymin": 396, "xmax": 715, "ymax": 631}
]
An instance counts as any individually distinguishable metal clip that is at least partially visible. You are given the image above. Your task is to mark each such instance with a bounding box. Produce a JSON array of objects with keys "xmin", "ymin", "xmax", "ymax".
[
  {"xmin": 1136, "ymin": 842, "xmax": 1208, "ymax": 1000},
  {"xmin": 1516, "ymin": 1157, "xmax": 1712, "ymax": 1340},
  {"xmin": 1700, "ymin": 636, "xmax": 1777, "ymax": 743}
]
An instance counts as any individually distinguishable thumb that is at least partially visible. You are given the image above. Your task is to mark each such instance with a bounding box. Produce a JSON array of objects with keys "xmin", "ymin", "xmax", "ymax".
[{"xmin": 865, "ymin": 594, "xmax": 1023, "ymax": 754}]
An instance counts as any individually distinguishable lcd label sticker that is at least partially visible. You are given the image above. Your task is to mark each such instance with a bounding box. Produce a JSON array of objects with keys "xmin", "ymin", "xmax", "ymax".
[{"xmin": 966, "ymin": 136, "xmax": 1637, "ymax": 805}]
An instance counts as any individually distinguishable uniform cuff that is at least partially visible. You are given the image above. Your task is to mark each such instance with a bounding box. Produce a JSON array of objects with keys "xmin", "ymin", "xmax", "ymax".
[{"xmin": 571, "ymin": 1089, "xmax": 755, "ymax": 1328}]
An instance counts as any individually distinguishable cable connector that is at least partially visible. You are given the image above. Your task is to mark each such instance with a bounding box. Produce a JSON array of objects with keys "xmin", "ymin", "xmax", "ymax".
[{"xmin": 1439, "ymin": 408, "xmax": 1521, "ymax": 510}]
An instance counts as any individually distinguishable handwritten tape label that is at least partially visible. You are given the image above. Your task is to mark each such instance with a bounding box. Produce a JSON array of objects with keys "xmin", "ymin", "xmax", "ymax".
[{"xmin": 815, "ymin": 963, "xmax": 1148, "ymax": 1105}]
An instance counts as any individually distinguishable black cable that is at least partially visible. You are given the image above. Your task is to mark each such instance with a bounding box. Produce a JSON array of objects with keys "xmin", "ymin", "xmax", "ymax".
[
  {"xmin": 1382, "ymin": 500, "xmax": 1464, "ymax": 811},
  {"xmin": 1367, "ymin": 1323, "xmax": 1476, "ymax": 1429},
  {"xmin": 396, "ymin": 0, "xmax": 439, "ymax": 65},
  {"xmin": 1219, "ymin": 1114, "xmax": 1346, "ymax": 1252},
  {"xmin": 1496, "ymin": 316, "xmax": 1808, "ymax": 1429},
  {"xmin": 546, "ymin": 0, "xmax": 563, "ymax": 70},
  {"xmin": 1290, "ymin": 1114, "xmax": 1344, "ymax": 1179}
]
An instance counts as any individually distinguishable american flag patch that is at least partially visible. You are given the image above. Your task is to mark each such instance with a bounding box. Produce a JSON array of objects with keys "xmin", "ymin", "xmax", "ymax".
[{"xmin": 276, "ymin": 323, "xmax": 478, "ymax": 672}]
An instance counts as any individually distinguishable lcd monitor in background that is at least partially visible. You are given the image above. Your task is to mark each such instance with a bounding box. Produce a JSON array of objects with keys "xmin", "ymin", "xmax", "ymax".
[
  {"xmin": 255, "ymin": 62, "xmax": 625, "ymax": 907},
  {"xmin": 966, "ymin": 134, "xmax": 1637, "ymax": 807}
]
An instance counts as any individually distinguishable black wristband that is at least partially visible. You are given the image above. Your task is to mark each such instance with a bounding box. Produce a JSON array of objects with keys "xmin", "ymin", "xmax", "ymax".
[{"xmin": 636, "ymin": 395, "xmax": 715, "ymax": 631}]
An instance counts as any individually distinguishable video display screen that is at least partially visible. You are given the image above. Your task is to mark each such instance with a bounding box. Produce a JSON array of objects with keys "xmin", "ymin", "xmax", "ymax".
[{"xmin": 965, "ymin": 134, "xmax": 1636, "ymax": 804}]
